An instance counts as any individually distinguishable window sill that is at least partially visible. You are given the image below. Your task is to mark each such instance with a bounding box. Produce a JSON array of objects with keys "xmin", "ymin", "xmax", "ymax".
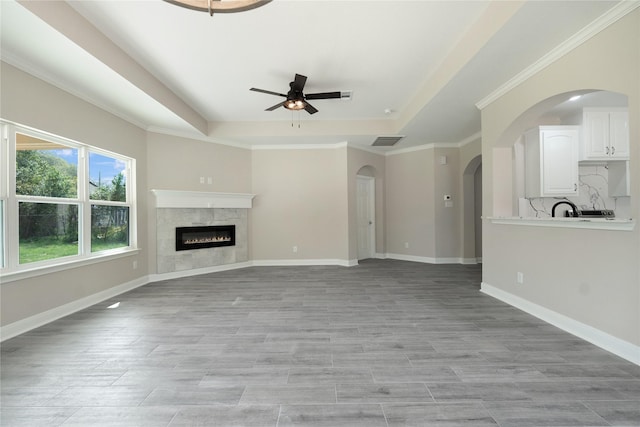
[{"xmin": 0, "ymin": 248, "xmax": 141, "ymax": 284}]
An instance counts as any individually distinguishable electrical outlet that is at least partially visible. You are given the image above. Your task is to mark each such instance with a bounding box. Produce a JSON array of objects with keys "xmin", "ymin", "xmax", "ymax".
[
  {"xmin": 517, "ymin": 272, "xmax": 524, "ymax": 284},
  {"xmin": 293, "ymin": 246, "xmax": 298, "ymax": 253},
  {"xmin": 199, "ymin": 177, "xmax": 205, "ymax": 184},
  {"xmin": 207, "ymin": 177, "xmax": 212, "ymax": 184},
  {"xmin": 132, "ymin": 260, "xmax": 138, "ymax": 270},
  {"xmin": 404, "ymin": 242, "xmax": 409, "ymax": 249}
]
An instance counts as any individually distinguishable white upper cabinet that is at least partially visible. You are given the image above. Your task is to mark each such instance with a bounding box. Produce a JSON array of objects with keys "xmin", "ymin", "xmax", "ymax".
[
  {"xmin": 525, "ymin": 126, "xmax": 579, "ymax": 198},
  {"xmin": 581, "ymin": 108, "xmax": 629, "ymax": 160},
  {"xmin": 609, "ymin": 111, "xmax": 630, "ymax": 158}
]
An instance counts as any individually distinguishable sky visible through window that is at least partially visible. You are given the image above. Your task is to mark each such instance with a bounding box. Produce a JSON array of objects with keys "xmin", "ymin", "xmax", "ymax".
[
  {"xmin": 53, "ymin": 149, "xmax": 126, "ymax": 186},
  {"xmin": 89, "ymin": 152, "xmax": 126, "ymax": 186}
]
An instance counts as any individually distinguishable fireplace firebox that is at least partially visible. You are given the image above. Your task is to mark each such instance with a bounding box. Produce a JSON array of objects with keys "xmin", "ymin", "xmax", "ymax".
[{"xmin": 175, "ymin": 225, "xmax": 235, "ymax": 251}]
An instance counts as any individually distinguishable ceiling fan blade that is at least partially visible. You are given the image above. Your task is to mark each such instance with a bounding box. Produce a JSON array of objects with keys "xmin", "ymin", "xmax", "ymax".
[
  {"xmin": 305, "ymin": 91, "xmax": 341, "ymax": 100},
  {"xmin": 265, "ymin": 101, "xmax": 285, "ymax": 111},
  {"xmin": 250, "ymin": 88, "xmax": 287, "ymax": 97},
  {"xmin": 292, "ymin": 74, "xmax": 307, "ymax": 91},
  {"xmin": 304, "ymin": 102, "xmax": 318, "ymax": 114}
]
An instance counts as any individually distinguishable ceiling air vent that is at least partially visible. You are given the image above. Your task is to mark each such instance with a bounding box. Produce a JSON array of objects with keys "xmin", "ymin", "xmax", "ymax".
[{"xmin": 372, "ymin": 135, "xmax": 405, "ymax": 147}]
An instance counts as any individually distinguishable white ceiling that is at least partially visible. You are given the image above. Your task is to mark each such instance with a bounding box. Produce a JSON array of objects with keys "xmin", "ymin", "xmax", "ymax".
[{"xmin": 0, "ymin": 0, "xmax": 627, "ymax": 152}]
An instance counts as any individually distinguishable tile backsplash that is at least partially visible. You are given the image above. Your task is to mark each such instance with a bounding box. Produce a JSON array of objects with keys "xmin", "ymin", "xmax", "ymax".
[{"xmin": 523, "ymin": 164, "xmax": 631, "ymax": 219}]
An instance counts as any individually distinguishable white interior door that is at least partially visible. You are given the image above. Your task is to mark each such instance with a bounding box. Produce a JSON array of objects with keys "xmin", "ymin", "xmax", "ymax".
[{"xmin": 356, "ymin": 175, "xmax": 375, "ymax": 260}]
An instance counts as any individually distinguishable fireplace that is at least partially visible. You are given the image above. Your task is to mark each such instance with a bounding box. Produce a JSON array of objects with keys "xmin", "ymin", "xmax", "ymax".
[{"xmin": 175, "ymin": 225, "xmax": 235, "ymax": 251}]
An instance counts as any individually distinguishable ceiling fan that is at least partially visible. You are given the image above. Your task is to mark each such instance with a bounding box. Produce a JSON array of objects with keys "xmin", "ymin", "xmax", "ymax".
[{"xmin": 250, "ymin": 73, "xmax": 341, "ymax": 115}]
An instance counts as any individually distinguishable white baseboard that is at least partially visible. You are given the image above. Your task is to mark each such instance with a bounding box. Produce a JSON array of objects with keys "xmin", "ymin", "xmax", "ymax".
[
  {"xmin": 481, "ymin": 282, "xmax": 640, "ymax": 366},
  {"xmin": 151, "ymin": 260, "xmax": 359, "ymax": 281},
  {"xmin": 251, "ymin": 259, "xmax": 358, "ymax": 267},
  {"xmin": 148, "ymin": 261, "xmax": 252, "ymax": 282},
  {"xmin": 1, "ymin": 275, "xmax": 150, "ymax": 342},
  {"xmin": 385, "ymin": 253, "xmax": 438, "ymax": 263},
  {"xmin": 385, "ymin": 253, "xmax": 475, "ymax": 264}
]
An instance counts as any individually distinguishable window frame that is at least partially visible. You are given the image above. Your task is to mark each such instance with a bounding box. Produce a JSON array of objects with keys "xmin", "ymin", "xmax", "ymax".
[{"xmin": 1, "ymin": 121, "xmax": 138, "ymax": 281}]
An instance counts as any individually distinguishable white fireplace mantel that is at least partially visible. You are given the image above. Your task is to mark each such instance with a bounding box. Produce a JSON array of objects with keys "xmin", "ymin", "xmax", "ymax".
[{"xmin": 151, "ymin": 189, "xmax": 255, "ymax": 209}]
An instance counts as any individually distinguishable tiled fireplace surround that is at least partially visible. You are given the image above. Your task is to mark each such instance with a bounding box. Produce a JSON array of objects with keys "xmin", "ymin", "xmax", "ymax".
[{"xmin": 152, "ymin": 190, "xmax": 254, "ymax": 274}]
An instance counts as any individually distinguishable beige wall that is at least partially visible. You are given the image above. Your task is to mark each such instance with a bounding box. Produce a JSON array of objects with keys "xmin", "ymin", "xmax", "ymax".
[
  {"xmin": 250, "ymin": 147, "xmax": 349, "ymax": 262},
  {"xmin": 434, "ymin": 147, "xmax": 461, "ymax": 259},
  {"xmin": 385, "ymin": 143, "xmax": 480, "ymax": 262},
  {"xmin": 0, "ymin": 62, "xmax": 148, "ymax": 326},
  {"xmin": 481, "ymin": 10, "xmax": 640, "ymax": 345},
  {"xmin": 385, "ymin": 148, "xmax": 436, "ymax": 258},
  {"xmin": 146, "ymin": 132, "xmax": 252, "ymax": 193}
]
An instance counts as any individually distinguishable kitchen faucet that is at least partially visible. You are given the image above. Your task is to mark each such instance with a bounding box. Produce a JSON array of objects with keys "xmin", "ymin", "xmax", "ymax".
[{"xmin": 551, "ymin": 200, "xmax": 580, "ymax": 217}]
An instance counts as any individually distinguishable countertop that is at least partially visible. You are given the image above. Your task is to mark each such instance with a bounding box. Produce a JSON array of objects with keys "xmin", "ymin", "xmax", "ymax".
[{"xmin": 488, "ymin": 216, "xmax": 635, "ymax": 231}]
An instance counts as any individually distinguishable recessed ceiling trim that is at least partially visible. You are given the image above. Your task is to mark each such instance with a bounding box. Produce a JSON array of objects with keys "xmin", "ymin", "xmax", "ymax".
[
  {"xmin": 17, "ymin": 0, "xmax": 209, "ymax": 135},
  {"xmin": 476, "ymin": 1, "xmax": 640, "ymax": 110},
  {"xmin": 251, "ymin": 141, "xmax": 349, "ymax": 151}
]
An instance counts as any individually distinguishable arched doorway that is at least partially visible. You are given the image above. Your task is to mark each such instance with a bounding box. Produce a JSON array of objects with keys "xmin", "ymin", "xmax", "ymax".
[{"xmin": 462, "ymin": 155, "xmax": 482, "ymax": 263}]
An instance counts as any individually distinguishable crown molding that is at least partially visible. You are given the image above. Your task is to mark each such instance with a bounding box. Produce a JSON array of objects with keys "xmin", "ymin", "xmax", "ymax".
[
  {"xmin": 251, "ymin": 141, "xmax": 348, "ymax": 151},
  {"xmin": 346, "ymin": 143, "xmax": 386, "ymax": 156},
  {"xmin": 458, "ymin": 131, "xmax": 482, "ymax": 147},
  {"xmin": 385, "ymin": 143, "xmax": 441, "ymax": 156},
  {"xmin": 385, "ymin": 142, "xmax": 460, "ymax": 157},
  {"xmin": 146, "ymin": 126, "xmax": 253, "ymax": 150},
  {"xmin": 385, "ymin": 131, "xmax": 481, "ymax": 156},
  {"xmin": 476, "ymin": 0, "xmax": 640, "ymax": 110}
]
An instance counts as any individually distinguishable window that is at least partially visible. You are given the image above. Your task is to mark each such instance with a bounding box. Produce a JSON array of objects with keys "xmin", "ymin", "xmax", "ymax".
[
  {"xmin": 0, "ymin": 122, "xmax": 136, "ymax": 274},
  {"xmin": 88, "ymin": 152, "xmax": 130, "ymax": 253}
]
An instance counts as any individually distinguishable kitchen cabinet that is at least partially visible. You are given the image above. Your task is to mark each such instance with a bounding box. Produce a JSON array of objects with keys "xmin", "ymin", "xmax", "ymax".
[
  {"xmin": 581, "ymin": 108, "xmax": 629, "ymax": 160},
  {"xmin": 525, "ymin": 126, "xmax": 579, "ymax": 198}
]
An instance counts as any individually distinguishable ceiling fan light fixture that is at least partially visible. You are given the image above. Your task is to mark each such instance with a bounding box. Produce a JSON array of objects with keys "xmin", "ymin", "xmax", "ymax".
[
  {"xmin": 250, "ymin": 73, "xmax": 339, "ymax": 115},
  {"xmin": 284, "ymin": 99, "xmax": 306, "ymax": 111},
  {"xmin": 164, "ymin": 0, "xmax": 271, "ymax": 16}
]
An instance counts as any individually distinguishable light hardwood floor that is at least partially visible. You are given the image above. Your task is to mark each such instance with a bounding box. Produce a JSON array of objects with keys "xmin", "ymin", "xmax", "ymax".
[{"xmin": 1, "ymin": 260, "xmax": 639, "ymax": 426}]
